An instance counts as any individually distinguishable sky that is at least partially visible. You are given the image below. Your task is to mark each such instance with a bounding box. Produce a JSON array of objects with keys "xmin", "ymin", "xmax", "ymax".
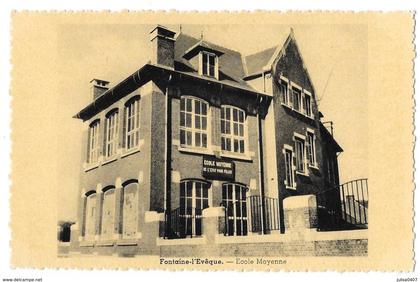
[{"xmin": 57, "ymin": 23, "xmax": 368, "ymax": 221}]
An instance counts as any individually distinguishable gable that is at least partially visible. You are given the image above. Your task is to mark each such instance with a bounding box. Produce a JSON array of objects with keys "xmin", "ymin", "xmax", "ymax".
[{"xmin": 273, "ymin": 37, "xmax": 314, "ymax": 93}]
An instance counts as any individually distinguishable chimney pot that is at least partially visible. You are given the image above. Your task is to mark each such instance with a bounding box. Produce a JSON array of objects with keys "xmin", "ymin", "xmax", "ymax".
[{"xmin": 90, "ymin": 78, "xmax": 110, "ymax": 100}]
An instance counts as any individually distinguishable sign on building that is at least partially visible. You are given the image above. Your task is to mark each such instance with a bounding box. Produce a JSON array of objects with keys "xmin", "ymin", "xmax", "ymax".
[{"xmin": 202, "ymin": 156, "xmax": 235, "ymax": 181}]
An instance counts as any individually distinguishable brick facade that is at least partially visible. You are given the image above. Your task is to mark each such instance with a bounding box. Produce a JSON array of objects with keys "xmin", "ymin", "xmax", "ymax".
[{"xmin": 69, "ymin": 25, "xmax": 351, "ymax": 257}]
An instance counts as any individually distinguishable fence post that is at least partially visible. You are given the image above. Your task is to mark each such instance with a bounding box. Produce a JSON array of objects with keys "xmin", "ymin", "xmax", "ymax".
[{"xmin": 202, "ymin": 207, "xmax": 225, "ymax": 244}]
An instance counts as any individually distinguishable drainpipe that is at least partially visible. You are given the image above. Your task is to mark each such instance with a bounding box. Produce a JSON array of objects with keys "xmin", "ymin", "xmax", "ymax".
[
  {"xmin": 258, "ymin": 72, "xmax": 268, "ymax": 234},
  {"xmin": 164, "ymin": 75, "xmax": 173, "ymax": 238}
]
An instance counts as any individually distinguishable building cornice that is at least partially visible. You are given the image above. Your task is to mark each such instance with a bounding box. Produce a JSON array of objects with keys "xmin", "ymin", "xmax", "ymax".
[{"xmin": 73, "ymin": 63, "xmax": 272, "ymax": 121}]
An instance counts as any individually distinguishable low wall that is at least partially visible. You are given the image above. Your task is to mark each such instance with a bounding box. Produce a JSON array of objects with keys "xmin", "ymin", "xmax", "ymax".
[{"xmin": 65, "ymin": 196, "xmax": 368, "ymax": 257}]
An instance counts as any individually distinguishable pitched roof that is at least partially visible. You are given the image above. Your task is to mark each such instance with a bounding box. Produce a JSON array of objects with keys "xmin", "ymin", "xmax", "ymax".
[
  {"xmin": 244, "ymin": 46, "xmax": 277, "ymax": 76},
  {"xmin": 243, "ymin": 31, "xmax": 291, "ymax": 78}
]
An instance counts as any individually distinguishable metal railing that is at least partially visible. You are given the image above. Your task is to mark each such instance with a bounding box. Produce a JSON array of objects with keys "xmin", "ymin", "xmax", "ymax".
[
  {"xmin": 163, "ymin": 207, "xmax": 204, "ymax": 238},
  {"xmin": 223, "ymin": 196, "xmax": 281, "ymax": 236},
  {"xmin": 340, "ymin": 178, "xmax": 368, "ymax": 226},
  {"xmin": 316, "ymin": 178, "xmax": 368, "ymax": 231}
]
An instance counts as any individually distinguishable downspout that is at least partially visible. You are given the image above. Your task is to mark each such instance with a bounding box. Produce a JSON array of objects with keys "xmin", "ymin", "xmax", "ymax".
[
  {"xmin": 258, "ymin": 71, "xmax": 268, "ymax": 234},
  {"xmin": 164, "ymin": 75, "xmax": 173, "ymax": 238}
]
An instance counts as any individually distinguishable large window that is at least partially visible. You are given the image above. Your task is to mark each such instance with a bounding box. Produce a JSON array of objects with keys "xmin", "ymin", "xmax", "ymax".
[
  {"xmin": 84, "ymin": 192, "xmax": 97, "ymax": 240},
  {"xmin": 294, "ymin": 137, "xmax": 306, "ymax": 173},
  {"xmin": 179, "ymin": 180, "xmax": 209, "ymax": 237},
  {"xmin": 221, "ymin": 106, "xmax": 246, "ymax": 154},
  {"xmin": 88, "ymin": 120, "xmax": 100, "ymax": 164},
  {"xmin": 125, "ymin": 96, "xmax": 140, "ymax": 150},
  {"xmin": 201, "ymin": 52, "xmax": 216, "ymax": 78},
  {"xmin": 222, "ymin": 183, "xmax": 248, "ymax": 236},
  {"xmin": 306, "ymin": 131, "xmax": 316, "ymax": 166},
  {"xmin": 284, "ymin": 149, "xmax": 294, "ymax": 188},
  {"xmin": 180, "ymin": 97, "xmax": 209, "ymax": 149},
  {"xmin": 105, "ymin": 110, "xmax": 119, "ymax": 157},
  {"xmin": 122, "ymin": 180, "xmax": 138, "ymax": 238},
  {"xmin": 101, "ymin": 187, "xmax": 115, "ymax": 240}
]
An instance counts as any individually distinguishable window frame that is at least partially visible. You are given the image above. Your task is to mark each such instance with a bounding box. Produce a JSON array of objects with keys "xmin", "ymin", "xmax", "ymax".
[
  {"xmin": 220, "ymin": 105, "xmax": 247, "ymax": 155},
  {"xmin": 84, "ymin": 191, "xmax": 97, "ymax": 240},
  {"xmin": 179, "ymin": 179, "xmax": 210, "ymax": 237},
  {"xmin": 283, "ymin": 145, "xmax": 296, "ymax": 190},
  {"xmin": 303, "ymin": 91, "xmax": 312, "ymax": 117},
  {"xmin": 222, "ymin": 183, "xmax": 248, "ymax": 236},
  {"xmin": 105, "ymin": 109, "xmax": 119, "ymax": 158},
  {"xmin": 292, "ymin": 87, "xmax": 302, "ymax": 112},
  {"xmin": 294, "ymin": 134, "xmax": 307, "ymax": 175},
  {"xmin": 88, "ymin": 119, "xmax": 100, "ymax": 164},
  {"xmin": 179, "ymin": 96, "xmax": 211, "ymax": 151},
  {"xmin": 279, "ymin": 79, "xmax": 289, "ymax": 106},
  {"xmin": 200, "ymin": 51, "xmax": 218, "ymax": 79},
  {"xmin": 100, "ymin": 186, "xmax": 116, "ymax": 239},
  {"xmin": 306, "ymin": 129, "xmax": 317, "ymax": 168},
  {"xmin": 124, "ymin": 96, "xmax": 141, "ymax": 151},
  {"xmin": 121, "ymin": 180, "xmax": 139, "ymax": 239}
]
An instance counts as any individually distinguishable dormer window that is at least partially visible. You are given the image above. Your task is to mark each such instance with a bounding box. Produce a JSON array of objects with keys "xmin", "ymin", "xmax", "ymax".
[
  {"xmin": 183, "ymin": 41, "xmax": 223, "ymax": 80},
  {"xmin": 201, "ymin": 52, "xmax": 217, "ymax": 78}
]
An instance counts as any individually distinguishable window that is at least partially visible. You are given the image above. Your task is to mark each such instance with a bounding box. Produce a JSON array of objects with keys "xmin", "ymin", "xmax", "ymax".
[
  {"xmin": 222, "ymin": 183, "xmax": 248, "ymax": 236},
  {"xmin": 292, "ymin": 87, "xmax": 302, "ymax": 111},
  {"xmin": 88, "ymin": 120, "xmax": 100, "ymax": 164},
  {"xmin": 180, "ymin": 97, "xmax": 209, "ymax": 149},
  {"xmin": 105, "ymin": 110, "xmax": 119, "ymax": 158},
  {"xmin": 179, "ymin": 180, "xmax": 209, "ymax": 237},
  {"xmin": 122, "ymin": 180, "xmax": 138, "ymax": 238},
  {"xmin": 125, "ymin": 96, "xmax": 140, "ymax": 150},
  {"xmin": 284, "ymin": 149, "xmax": 294, "ymax": 188},
  {"xmin": 84, "ymin": 192, "xmax": 97, "ymax": 240},
  {"xmin": 327, "ymin": 156, "xmax": 336, "ymax": 185},
  {"xmin": 221, "ymin": 106, "xmax": 246, "ymax": 154},
  {"xmin": 201, "ymin": 52, "xmax": 216, "ymax": 78},
  {"xmin": 294, "ymin": 137, "xmax": 305, "ymax": 173},
  {"xmin": 304, "ymin": 93, "xmax": 312, "ymax": 116},
  {"xmin": 306, "ymin": 131, "xmax": 316, "ymax": 166},
  {"xmin": 279, "ymin": 80, "xmax": 289, "ymax": 105},
  {"xmin": 101, "ymin": 187, "xmax": 115, "ymax": 239}
]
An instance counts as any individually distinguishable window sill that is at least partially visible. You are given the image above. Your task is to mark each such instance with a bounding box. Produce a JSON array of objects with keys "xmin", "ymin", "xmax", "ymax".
[
  {"xmin": 220, "ymin": 152, "xmax": 253, "ymax": 161},
  {"xmin": 84, "ymin": 163, "xmax": 99, "ymax": 172},
  {"xmin": 178, "ymin": 146, "xmax": 214, "ymax": 156},
  {"xmin": 102, "ymin": 155, "xmax": 118, "ymax": 165},
  {"xmin": 121, "ymin": 147, "xmax": 141, "ymax": 158},
  {"xmin": 309, "ymin": 164, "xmax": 319, "ymax": 170},
  {"xmin": 116, "ymin": 240, "xmax": 138, "ymax": 246},
  {"xmin": 281, "ymin": 104, "xmax": 314, "ymax": 120},
  {"xmin": 296, "ymin": 171, "xmax": 309, "ymax": 177}
]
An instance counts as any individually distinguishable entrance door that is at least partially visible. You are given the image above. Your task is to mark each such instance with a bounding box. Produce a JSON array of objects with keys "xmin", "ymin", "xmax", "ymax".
[{"xmin": 222, "ymin": 183, "xmax": 248, "ymax": 236}]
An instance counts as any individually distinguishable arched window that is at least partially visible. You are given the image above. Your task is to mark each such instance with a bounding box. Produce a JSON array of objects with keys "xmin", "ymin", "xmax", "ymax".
[
  {"xmin": 180, "ymin": 96, "xmax": 209, "ymax": 149},
  {"xmin": 88, "ymin": 120, "xmax": 100, "ymax": 163},
  {"xmin": 221, "ymin": 106, "xmax": 246, "ymax": 154},
  {"xmin": 124, "ymin": 96, "xmax": 140, "ymax": 150},
  {"xmin": 122, "ymin": 180, "xmax": 138, "ymax": 238},
  {"xmin": 222, "ymin": 183, "xmax": 248, "ymax": 236},
  {"xmin": 105, "ymin": 109, "xmax": 119, "ymax": 158},
  {"xmin": 178, "ymin": 180, "xmax": 210, "ymax": 237},
  {"xmin": 101, "ymin": 186, "xmax": 115, "ymax": 239},
  {"xmin": 84, "ymin": 191, "xmax": 97, "ymax": 240}
]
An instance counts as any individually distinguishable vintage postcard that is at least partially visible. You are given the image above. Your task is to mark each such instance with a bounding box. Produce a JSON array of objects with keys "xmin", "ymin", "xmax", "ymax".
[{"xmin": 10, "ymin": 11, "xmax": 414, "ymax": 271}]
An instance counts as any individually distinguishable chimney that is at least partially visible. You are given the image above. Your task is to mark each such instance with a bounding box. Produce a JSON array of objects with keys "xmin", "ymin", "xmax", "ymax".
[
  {"xmin": 149, "ymin": 25, "xmax": 176, "ymax": 68},
  {"xmin": 90, "ymin": 78, "xmax": 110, "ymax": 100}
]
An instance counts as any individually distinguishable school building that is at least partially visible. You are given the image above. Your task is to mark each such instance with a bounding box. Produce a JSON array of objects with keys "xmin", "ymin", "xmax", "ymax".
[{"xmin": 68, "ymin": 25, "xmax": 367, "ymax": 257}]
